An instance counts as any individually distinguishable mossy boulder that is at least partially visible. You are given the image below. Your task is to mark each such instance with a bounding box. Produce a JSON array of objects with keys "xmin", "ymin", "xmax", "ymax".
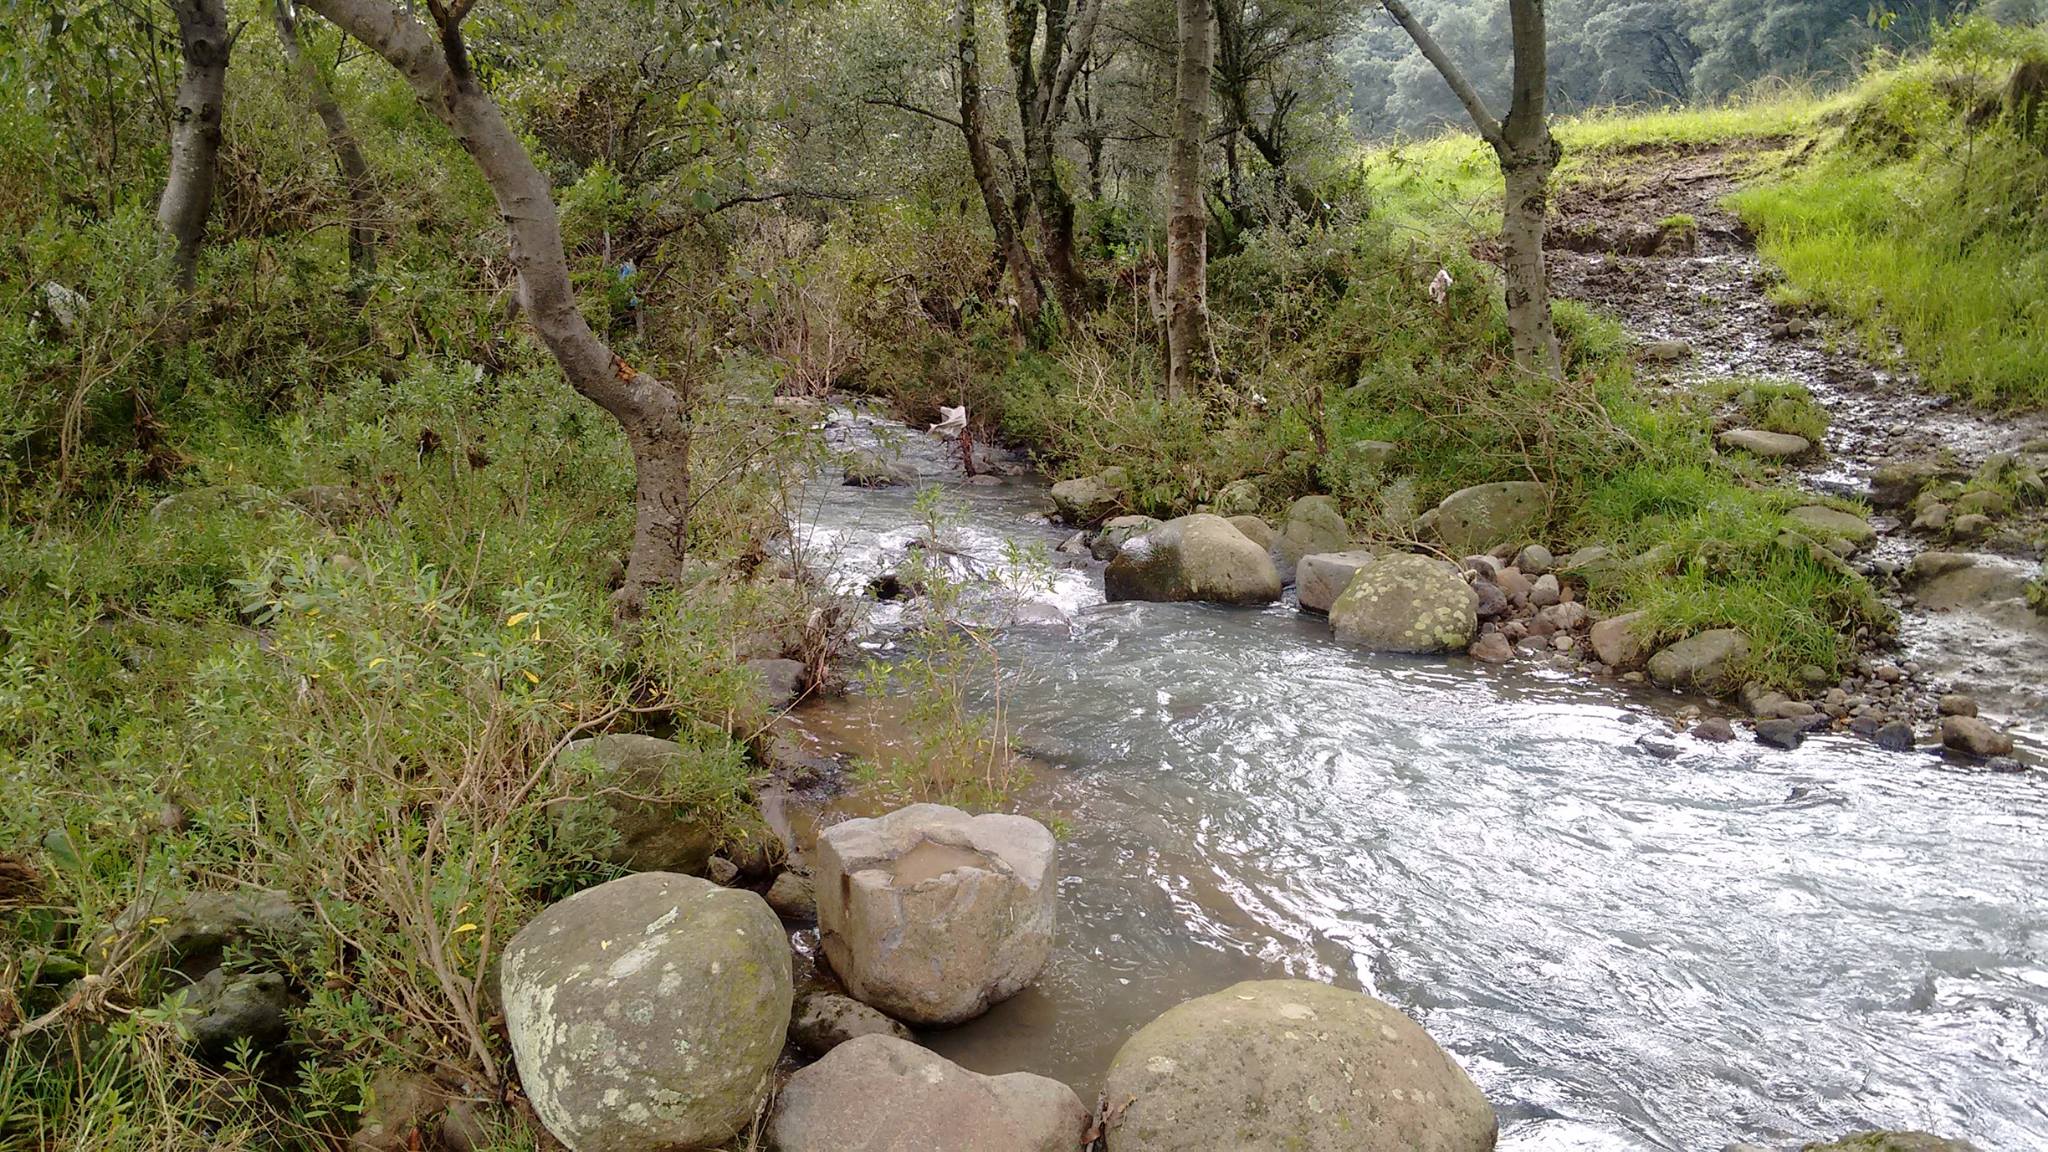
[
  {"xmin": 1720, "ymin": 428, "xmax": 1812, "ymax": 460},
  {"xmin": 1101, "ymin": 980, "xmax": 1497, "ymax": 1152},
  {"xmin": 1801, "ymin": 1133, "xmax": 1978, "ymax": 1152},
  {"xmin": 1432, "ymin": 481, "xmax": 1549, "ymax": 554},
  {"xmin": 1271, "ymin": 495, "xmax": 1350, "ymax": 582},
  {"xmin": 1105, "ymin": 514, "xmax": 1281, "ymax": 606},
  {"xmin": 1091, "ymin": 514, "xmax": 1163, "ymax": 561},
  {"xmin": 1786, "ymin": 505, "xmax": 1876, "ymax": 549},
  {"xmin": 1646, "ymin": 629, "xmax": 1751, "ymax": 696},
  {"xmin": 1329, "ymin": 554, "xmax": 1477, "ymax": 654},
  {"xmin": 501, "ymin": 872, "xmax": 790, "ymax": 1152},
  {"xmin": 547, "ymin": 734, "xmax": 770, "ymax": 877},
  {"xmin": 1211, "ymin": 477, "xmax": 1262, "ymax": 517},
  {"xmin": 1050, "ymin": 467, "xmax": 1129, "ymax": 526}
]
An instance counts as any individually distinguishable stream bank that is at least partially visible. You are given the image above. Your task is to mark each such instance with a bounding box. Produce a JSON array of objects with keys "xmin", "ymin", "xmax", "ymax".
[{"xmin": 761, "ymin": 404, "xmax": 2047, "ymax": 1151}]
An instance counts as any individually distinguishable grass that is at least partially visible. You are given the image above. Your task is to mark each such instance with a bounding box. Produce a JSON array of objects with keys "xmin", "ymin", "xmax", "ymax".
[{"xmin": 1700, "ymin": 378, "xmax": 1832, "ymax": 443}]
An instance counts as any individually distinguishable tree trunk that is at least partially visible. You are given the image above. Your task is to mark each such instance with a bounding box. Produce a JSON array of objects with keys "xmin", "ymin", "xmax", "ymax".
[
  {"xmin": 1005, "ymin": 0, "xmax": 1099, "ymax": 315},
  {"xmin": 956, "ymin": 0, "xmax": 1045, "ymax": 332},
  {"xmin": 272, "ymin": 0, "xmax": 377, "ymax": 286},
  {"xmin": 159, "ymin": 0, "xmax": 231, "ymax": 288},
  {"xmin": 300, "ymin": 0, "xmax": 693, "ymax": 612},
  {"xmin": 1381, "ymin": 0, "xmax": 1562, "ymax": 379},
  {"xmin": 1164, "ymin": 0, "xmax": 1214, "ymax": 398}
]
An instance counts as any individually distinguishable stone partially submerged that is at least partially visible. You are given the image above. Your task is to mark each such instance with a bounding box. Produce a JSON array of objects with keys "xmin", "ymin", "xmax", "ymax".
[
  {"xmin": 1104, "ymin": 514, "xmax": 1281, "ymax": 606},
  {"xmin": 500, "ymin": 872, "xmax": 791, "ymax": 1152},
  {"xmin": 1101, "ymin": 979, "xmax": 1497, "ymax": 1152},
  {"xmin": 1646, "ymin": 629, "xmax": 1751, "ymax": 696},
  {"xmin": 815, "ymin": 803, "xmax": 1056, "ymax": 1026},
  {"xmin": 770, "ymin": 1034, "xmax": 1089, "ymax": 1152},
  {"xmin": 1328, "ymin": 554, "xmax": 1477, "ymax": 654}
]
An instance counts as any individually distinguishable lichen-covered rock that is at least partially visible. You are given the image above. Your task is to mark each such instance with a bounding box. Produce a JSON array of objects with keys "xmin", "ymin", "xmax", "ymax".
[
  {"xmin": 1719, "ymin": 428, "xmax": 1812, "ymax": 459},
  {"xmin": 1091, "ymin": 515, "xmax": 1163, "ymax": 561},
  {"xmin": 770, "ymin": 1035, "xmax": 1088, "ymax": 1152},
  {"xmin": 1786, "ymin": 505, "xmax": 1876, "ymax": 549},
  {"xmin": 1800, "ymin": 1133, "xmax": 1979, "ymax": 1152},
  {"xmin": 1211, "ymin": 477, "xmax": 1262, "ymax": 517},
  {"xmin": 1646, "ymin": 629, "xmax": 1751, "ymax": 696},
  {"xmin": 815, "ymin": 804, "xmax": 1055, "ymax": 1026},
  {"xmin": 1101, "ymin": 980, "xmax": 1496, "ymax": 1152},
  {"xmin": 1589, "ymin": 611, "xmax": 1651, "ymax": 670},
  {"xmin": 1328, "ymin": 554, "xmax": 1477, "ymax": 654},
  {"xmin": 1271, "ymin": 495, "xmax": 1349, "ymax": 583},
  {"xmin": 1050, "ymin": 467, "xmax": 1128, "ymax": 526},
  {"xmin": 1104, "ymin": 514, "xmax": 1281, "ymax": 606},
  {"xmin": 548, "ymin": 734, "xmax": 773, "ymax": 877},
  {"xmin": 501, "ymin": 872, "xmax": 790, "ymax": 1152},
  {"xmin": 788, "ymin": 992, "xmax": 912, "ymax": 1059},
  {"xmin": 1432, "ymin": 481, "xmax": 1549, "ymax": 554},
  {"xmin": 1295, "ymin": 550, "xmax": 1377, "ymax": 615}
]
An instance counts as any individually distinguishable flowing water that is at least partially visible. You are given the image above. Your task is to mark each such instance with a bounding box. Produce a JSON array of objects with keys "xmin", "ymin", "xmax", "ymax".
[{"xmin": 786, "ymin": 407, "xmax": 2048, "ymax": 1151}]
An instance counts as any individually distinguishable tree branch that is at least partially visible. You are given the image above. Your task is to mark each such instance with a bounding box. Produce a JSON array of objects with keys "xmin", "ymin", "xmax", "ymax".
[{"xmin": 1379, "ymin": 0, "xmax": 1503, "ymax": 148}]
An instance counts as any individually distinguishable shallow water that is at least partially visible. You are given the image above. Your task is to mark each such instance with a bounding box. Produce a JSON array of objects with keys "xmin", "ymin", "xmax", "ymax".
[{"xmin": 791, "ymin": 409, "xmax": 2048, "ymax": 1151}]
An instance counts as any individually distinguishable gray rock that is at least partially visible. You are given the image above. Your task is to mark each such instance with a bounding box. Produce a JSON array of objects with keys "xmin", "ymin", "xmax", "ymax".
[
  {"xmin": 1472, "ymin": 579, "xmax": 1509, "ymax": 618},
  {"xmin": 1755, "ymin": 718, "xmax": 1807, "ymax": 750},
  {"xmin": 501, "ymin": 872, "xmax": 791, "ymax": 1152},
  {"xmin": 1540, "ymin": 601, "xmax": 1589, "ymax": 631},
  {"xmin": 1719, "ymin": 428, "xmax": 1812, "ymax": 459},
  {"xmin": 180, "ymin": 969, "xmax": 295, "ymax": 1057},
  {"xmin": 549, "ymin": 734, "xmax": 764, "ymax": 876},
  {"xmin": 1105, "ymin": 514, "xmax": 1281, "ymax": 606},
  {"xmin": 1941, "ymin": 716, "xmax": 2013, "ymax": 759},
  {"xmin": 1874, "ymin": 721, "xmax": 1916, "ymax": 751},
  {"xmin": 1101, "ymin": 979, "xmax": 1496, "ymax": 1152},
  {"xmin": 1351, "ymin": 439, "xmax": 1399, "ymax": 470},
  {"xmin": 1799, "ymin": 1133, "xmax": 1979, "ymax": 1152},
  {"xmin": 1693, "ymin": 716, "xmax": 1736, "ymax": 742},
  {"xmin": 1091, "ymin": 515, "xmax": 1163, "ymax": 561},
  {"xmin": 745, "ymin": 657, "xmax": 807, "ymax": 712},
  {"xmin": 1226, "ymin": 514, "xmax": 1276, "ymax": 551},
  {"xmin": 1528, "ymin": 573, "xmax": 1561, "ymax": 608},
  {"xmin": 770, "ymin": 1035, "xmax": 1088, "ymax": 1152},
  {"xmin": 1495, "ymin": 565, "xmax": 1533, "ymax": 604},
  {"xmin": 766, "ymin": 870, "xmax": 816, "ymax": 920},
  {"xmin": 1211, "ymin": 478, "xmax": 1262, "ymax": 517},
  {"xmin": 1868, "ymin": 456, "xmax": 1962, "ymax": 508},
  {"xmin": 1271, "ymin": 495, "xmax": 1349, "ymax": 583},
  {"xmin": 287, "ymin": 484, "xmax": 367, "ymax": 519},
  {"xmin": 844, "ymin": 450, "xmax": 916, "ymax": 488},
  {"xmin": 1050, "ymin": 468, "xmax": 1128, "ymax": 526},
  {"xmin": 1295, "ymin": 550, "xmax": 1378, "ymax": 615},
  {"xmin": 40, "ymin": 282, "xmax": 88, "ymax": 334},
  {"xmin": 1641, "ymin": 339, "xmax": 1691, "ymax": 362},
  {"xmin": 1590, "ymin": 611, "xmax": 1652, "ymax": 670},
  {"xmin": 1329, "ymin": 554, "xmax": 1478, "ymax": 655},
  {"xmin": 1468, "ymin": 632, "xmax": 1513, "ymax": 663},
  {"xmin": 816, "ymin": 804, "xmax": 1056, "ymax": 1026},
  {"xmin": 1937, "ymin": 694, "xmax": 1978, "ymax": 717},
  {"xmin": 788, "ymin": 993, "xmax": 911, "ymax": 1059},
  {"xmin": 1949, "ymin": 513, "xmax": 1993, "ymax": 540},
  {"xmin": 1647, "ymin": 629, "xmax": 1751, "ymax": 696},
  {"xmin": 1515, "ymin": 544, "xmax": 1553, "ymax": 575},
  {"xmin": 1433, "ymin": 481, "xmax": 1550, "ymax": 554}
]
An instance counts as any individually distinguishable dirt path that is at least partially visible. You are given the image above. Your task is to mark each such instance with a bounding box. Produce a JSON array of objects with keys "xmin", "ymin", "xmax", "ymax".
[{"xmin": 1547, "ymin": 140, "xmax": 2048, "ymax": 758}]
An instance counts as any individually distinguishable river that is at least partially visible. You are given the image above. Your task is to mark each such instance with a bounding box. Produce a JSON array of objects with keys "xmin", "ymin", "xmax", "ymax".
[{"xmin": 782, "ymin": 406, "xmax": 2048, "ymax": 1151}]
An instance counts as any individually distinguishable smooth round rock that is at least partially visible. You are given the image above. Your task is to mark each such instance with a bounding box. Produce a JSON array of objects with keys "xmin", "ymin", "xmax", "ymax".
[
  {"xmin": 1105, "ymin": 514, "xmax": 1282, "ymax": 606},
  {"xmin": 500, "ymin": 872, "xmax": 791, "ymax": 1152},
  {"xmin": 1101, "ymin": 979, "xmax": 1497, "ymax": 1152},
  {"xmin": 771, "ymin": 1034, "xmax": 1088, "ymax": 1152}
]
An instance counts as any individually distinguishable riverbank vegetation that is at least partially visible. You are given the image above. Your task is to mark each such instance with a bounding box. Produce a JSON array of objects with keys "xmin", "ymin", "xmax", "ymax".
[{"xmin": 3, "ymin": 0, "xmax": 2045, "ymax": 1144}]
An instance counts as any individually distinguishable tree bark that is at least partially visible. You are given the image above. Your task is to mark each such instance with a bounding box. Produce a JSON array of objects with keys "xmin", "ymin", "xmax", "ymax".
[
  {"xmin": 1164, "ymin": 0, "xmax": 1214, "ymax": 398},
  {"xmin": 272, "ymin": 0, "xmax": 377, "ymax": 286},
  {"xmin": 1382, "ymin": 0, "xmax": 1562, "ymax": 380},
  {"xmin": 159, "ymin": 0, "xmax": 232, "ymax": 289},
  {"xmin": 1005, "ymin": 0, "xmax": 1100, "ymax": 314},
  {"xmin": 299, "ymin": 0, "xmax": 694, "ymax": 611},
  {"xmin": 955, "ymin": 0, "xmax": 1045, "ymax": 332}
]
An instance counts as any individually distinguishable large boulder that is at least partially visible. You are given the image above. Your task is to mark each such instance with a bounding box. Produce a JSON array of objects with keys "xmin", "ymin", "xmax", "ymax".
[
  {"xmin": 815, "ymin": 804, "xmax": 1056, "ymax": 1026},
  {"xmin": 1329, "ymin": 554, "xmax": 1477, "ymax": 654},
  {"xmin": 1646, "ymin": 629, "xmax": 1751, "ymax": 696},
  {"xmin": 501, "ymin": 872, "xmax": 791, "ymax": 1152},
  {"xmin": 1100, "ymin": 980, "xmax": 1496, "ymax": 1152},
  {"xmin": 548, "ymin": 734, "xmax": 768, "ymax": 876},
  {"xmin": 1271, "ymin": 495, "xmax": 1350, "ymax": 583},
  {"xmin": 1105, "ymin": 514, "xmax": 1282, "ymax": 606},
  {"xmin": 1589, "ymin": 610, "xmax": 1652, "ymax": 670},
  {"xmin": 1050, "ymin": 467, "xmax": 1129, "ymax": 526},
  {"xmin": 769, "ymin": 1035, "xmax": 1089, "ymax": 1152},
  {"xmin": 1432, "ymin": 481, "xmax": 1549, "ymax": 554},
  {"xmin": 1295, "ymin": 550, "xmax": 1377, "ymax": 615},
  {"xmin": 1785, "ymin": 505, "xmax": 1876, "ymax": 549}
]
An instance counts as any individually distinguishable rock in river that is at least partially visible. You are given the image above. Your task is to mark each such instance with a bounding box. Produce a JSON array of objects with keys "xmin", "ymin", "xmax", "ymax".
[
  {"xmin": 1646, "ymin": 629, "xmax": 1751, "ymax": 696},
  {"xmin": 1329, "ymin": 554, "xmax": 1477, "ymax": 654},
  {"xmin": 1295, "ymin": 549, "xmax": 1377, "ymax": 615},
  {"xmin": 1105, "ymin": 514, "xmax": 1281, "ymax": 606},
  {"xmin": 1940, "ymin": 715, "xmax": 2013, "ymax": 760},
  {"xmin": 1432, "ymin": 481, "xmax": 1549, "ymax": 554},
  {"xmin": 1091, "ymin": 514, "xmax": 1162, "ymax": 561},
  {"xmin": 1101, "ymin": 979, "xmax": 1497, "ymax": 1152},
  {"xmin": 1050, "ymin": 467, "xmax": 1128, "ymax": 526},
  {"xmin": 788, "ymin": 991, "xmax": 912, "ymax": 1059},
  {"xmin": 816, "ymin": 803, "xmax": 1056, "ymax": 1026},
  {"xmin": 770, "ymin": 1034, "xmax": 1088, "ymax": 1152},
  {"xmin": 501, "ymin": 872, "xmax": 791, "ymax": 1152}
]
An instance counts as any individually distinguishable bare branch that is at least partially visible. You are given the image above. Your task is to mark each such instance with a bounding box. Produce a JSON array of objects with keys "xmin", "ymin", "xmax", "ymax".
[{"xmin": 1379, "ymin": 0, "xmax": 1503, "ymax": 148}]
